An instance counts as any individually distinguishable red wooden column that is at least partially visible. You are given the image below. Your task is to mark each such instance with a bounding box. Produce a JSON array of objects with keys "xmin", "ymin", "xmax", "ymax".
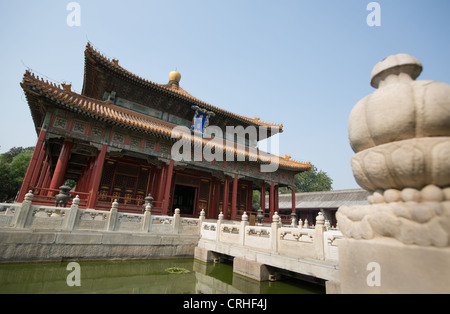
[
  {"xmin": 75, "ymin": 156, "xmax": 92, "ymax": 194},
  {"xmin": 230, "ymin": 174, "xmax": 238, "ymax": 220},
  {"xmin": 74, "ymin": 161, "xmax": 88, "ymax": 194},
  {"xmin": 260, "ymin": 182, "xmax": 266, "ymax": 211},
  {"xmin": 269, "ymin": 181, "xmax": 275, "ymax": 218},
  {"xmin": 17, "ymin": 129, "xmax": 47, "ymax": 202},
  {"xmin": 40, "ymin": 165, "xmax": 52, "ymax": 195},
  {"xmin": 214, "ymin": 179, "xmax": 221, "ymax": 218},
  {"xmin": 210, "ymin": 179, "xmax": 219, "ymax": 219},
  {"xmin": 29, "ymin": 144, "xmax": 47, "ymax": 190},
  {"xmin": 291, "ymin": 186, "xmax": 296, "ymax": 214},
  {"xmin": 155, "ymin": 165, "xmax": 167, "ymax": 208},
  {"xmin": 162, "ymin": 159, "xmax": 174, "ymax": 215},
  {"xmin": 36, "ymin": 157, "xmax": 49, "ymax": 192},
  {"xmin": 79, "ymin": 157, "xmax": 95, "ymax": 194},
  {"xmin": 274, "ymin": 184, "xmax": 279, "ymax": 213},
  {"xmin": 222, "ymin": 175, "xmax": 230, "ymax": 219},
  {"xmin": 87, "ymin": 144, "xmax": 107, "ymax": 209},
  {"xmin": 247, "ymin": 182, "xmax": 253, "ymax": 212},
  {"xmin": 149, "ymin": 166, "xmax": 158, "ymax": 199},
  {"xmin": 49, "ymin": 140, "xmax": 73, "ymax": 192}
]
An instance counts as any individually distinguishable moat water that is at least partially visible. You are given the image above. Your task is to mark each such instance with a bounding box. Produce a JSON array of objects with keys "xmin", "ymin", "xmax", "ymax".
[{"xmin": 0, "ymin": 258, "xmax": 324, "ymax": 294}]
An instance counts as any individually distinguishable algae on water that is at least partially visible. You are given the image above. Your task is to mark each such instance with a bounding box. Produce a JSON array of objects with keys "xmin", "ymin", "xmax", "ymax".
[{"xmin": 165, "ymin": 267, "xmax": 190, "ymax": 274}]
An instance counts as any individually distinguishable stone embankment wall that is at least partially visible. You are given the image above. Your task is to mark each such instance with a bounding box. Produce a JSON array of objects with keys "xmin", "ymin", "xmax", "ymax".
[
  {"xmin": 0, "ymin": 230, "xmax": 199, "ymax": 262},
  {"xmin": 0, "ymin": 193, "xmax": 201, "ymax": 262}
]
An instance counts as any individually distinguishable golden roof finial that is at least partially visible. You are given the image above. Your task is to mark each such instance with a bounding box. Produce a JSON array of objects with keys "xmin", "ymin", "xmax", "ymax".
[{"xmin": 169, "ymin": 70, "xmax": 181, "ymax": 86}]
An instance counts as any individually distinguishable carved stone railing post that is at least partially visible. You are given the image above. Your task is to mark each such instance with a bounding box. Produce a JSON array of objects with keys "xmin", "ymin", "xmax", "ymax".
[
  {"xmin": 107, "ymin": 199, "xmax": 119, "ymax": 232},
  {"xmin": 314, "ymin": 212, "xmax": 325, "ymax": 260},
  {"xmin": 240, "ymin": 212, "xmax": 249, "ymax": 245},
  {"xmin": 199, "ymin": 209, "xmax": 206, "ymax": 234},
  {"xmin": 271, "ymin": 212, "xmax": 280, "ymax": 252},
  {"xmin": 336, "ymin": 53, "xmax": 450, "ymax": 294},
  {"xmin": 216, "ymin": 211, "xmax": 223, "ymax": 242},
  {"xmin": 142, "ymin": 203, "xmax": 152, "ymax": 233},
  {"xmin": 12, "ymin": 190, "xmax": 34, "ymax": 228},
  {"xmin": 324, "ymin": 220, "xmax": 331, "ymax": 231},
  {"xmin": 63, "ymin": 195, "xmax": 80, "ymax": 231},
  {"xmin": 291, "ymin": 212, "xmax": 297, "ymax": 228},
  {"xmin": 173, "ymin": 208, "xmax": 181, "ymax": 234}
]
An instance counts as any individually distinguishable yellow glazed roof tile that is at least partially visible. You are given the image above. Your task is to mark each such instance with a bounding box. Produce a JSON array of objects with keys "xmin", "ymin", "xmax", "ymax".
[
  {"xmin": 85, "ymin": 43, "xmax": 284, "ymax": 131},
  {"xmin": 21, "ymin": 70, "xmax": 309, "ymax": 171}
]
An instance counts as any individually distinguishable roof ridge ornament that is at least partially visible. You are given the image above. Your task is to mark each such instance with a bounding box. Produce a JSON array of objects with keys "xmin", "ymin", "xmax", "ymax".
[
  {"xmin": 61, "ymin": 82, "xmax": 72, "ymax": 93},
  {"xmin": 169, "ymin": 70, "xmax": 181, "ymax": 87}
]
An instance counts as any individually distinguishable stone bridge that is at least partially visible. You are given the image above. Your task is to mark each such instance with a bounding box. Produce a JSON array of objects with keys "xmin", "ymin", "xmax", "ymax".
[{"xmin": 195, "ymin": 211, "xmax": 342, "ymax": 290}]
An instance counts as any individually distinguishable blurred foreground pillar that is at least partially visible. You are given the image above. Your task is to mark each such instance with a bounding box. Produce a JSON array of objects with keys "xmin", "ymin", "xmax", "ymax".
[{"xmin": 335, "ymin": 54, "xmax": 450, "ymax": 294}]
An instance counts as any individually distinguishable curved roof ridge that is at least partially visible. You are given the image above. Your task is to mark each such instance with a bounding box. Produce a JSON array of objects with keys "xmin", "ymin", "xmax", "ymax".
[
  {"xmin": 22, "ymin": 69, "xmax": 308, "ymax": 171},
  {"xmin": 85, "ymin": 43, "xmax": 283, "ymax": 131},
  {"xmin": 21, "ymin": 70, "xmax": 176, "ymax": 133}
]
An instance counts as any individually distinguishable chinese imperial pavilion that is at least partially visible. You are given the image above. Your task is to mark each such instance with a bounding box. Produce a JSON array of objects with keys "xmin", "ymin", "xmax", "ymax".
[{"xmin": 17, "ymin": 43, "xmax": 310, "ymax": 221}]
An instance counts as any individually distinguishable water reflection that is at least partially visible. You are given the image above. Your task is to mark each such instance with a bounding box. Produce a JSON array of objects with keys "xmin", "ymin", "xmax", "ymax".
[{"xmin": 0, "ymin": 259, "xmax": 324, "ymax": 294}]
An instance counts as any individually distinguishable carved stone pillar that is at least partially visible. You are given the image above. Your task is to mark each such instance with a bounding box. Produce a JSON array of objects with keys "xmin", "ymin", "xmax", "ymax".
[{"xmin": 336, "ymin": 54, "xmax": 450, "ymax": 294}]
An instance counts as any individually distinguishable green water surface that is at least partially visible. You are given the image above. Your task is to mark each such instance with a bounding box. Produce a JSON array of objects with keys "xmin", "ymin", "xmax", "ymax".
[{"xmin": 0, "ymin": 258, "xmax": 324, "ymax": 294}]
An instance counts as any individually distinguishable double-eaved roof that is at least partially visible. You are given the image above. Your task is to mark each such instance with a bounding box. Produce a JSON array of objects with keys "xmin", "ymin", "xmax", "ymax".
[
  {"xmin": 20, "ymin": 43, "xmax": 311, "ymax": 172},
  {"xmin": 83, "ymin": 42, "xmax": 284, "ymax": 132}
]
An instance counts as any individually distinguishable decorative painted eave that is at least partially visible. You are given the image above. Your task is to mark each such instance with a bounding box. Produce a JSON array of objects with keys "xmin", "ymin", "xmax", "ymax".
[
  {"xmin": 21, "ymin": 70, "xmax": 309, "ymax": 171},
  {"xmin": 84, "ymin": 42, "xmax": 284, "ymax": 133},
  {"xmin": 21, "ymin": 70, "xmax": 175, "ymax": 139}
]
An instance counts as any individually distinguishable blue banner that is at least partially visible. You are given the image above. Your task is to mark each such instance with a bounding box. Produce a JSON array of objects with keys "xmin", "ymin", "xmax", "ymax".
[{"xmin": 191, "ymin": 106, "xmax": 215, "ymax": 136}]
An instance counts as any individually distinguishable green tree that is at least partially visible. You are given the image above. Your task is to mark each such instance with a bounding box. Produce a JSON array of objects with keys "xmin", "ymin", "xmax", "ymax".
[
  {"xmin": 0, "ymin": 162, "xmax": 14, "ymax": 201},
  {"xmin": 0, "ymin": 146, "xmax": 34, "ymax": 202},
  {"xmin": 292, "ymin": 164, "xmax": 333, "ymax": 192},
  {"xmin": 253, "ymin": 164, "xmax": 333, "ymax": 206},
  {"xmin": 0, "ymin": 147, "xmax": 34, "ymax": 164},
  {"xmin": 280, "ymin": 164, "xmax": 333, "ymax": 194},
  {"xmin": 253, "ymin": 190, "xmax": 261, "ymax": 208}
]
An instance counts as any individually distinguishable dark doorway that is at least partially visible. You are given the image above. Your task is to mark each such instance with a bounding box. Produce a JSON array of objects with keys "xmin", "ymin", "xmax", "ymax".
[{"xmin": 172, "ymin": 185, "xmax": 197, "ymax": 215}]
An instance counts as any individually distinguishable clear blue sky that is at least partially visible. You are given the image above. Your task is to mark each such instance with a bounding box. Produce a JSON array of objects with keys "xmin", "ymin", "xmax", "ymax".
[{"xmin": 0, "ymin": 0, "xmax": 449, "ymax": 190}]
